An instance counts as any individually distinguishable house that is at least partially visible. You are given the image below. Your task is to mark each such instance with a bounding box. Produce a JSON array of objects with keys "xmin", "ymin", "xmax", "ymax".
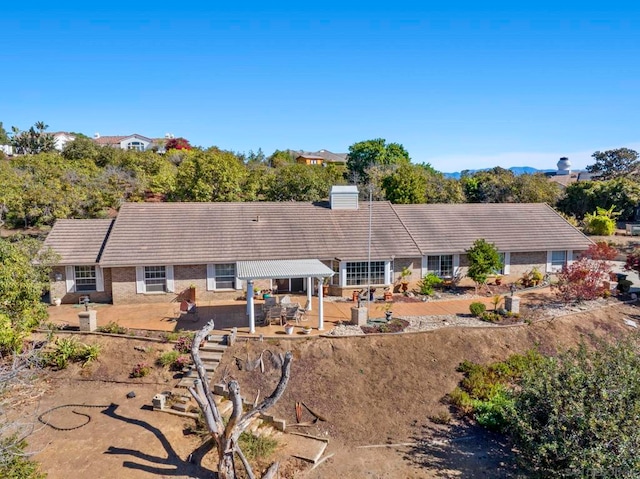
[
  {"xmin": 44, "ymin": 187, "xmax": 592, "ymax": 313},
  {"xmin": 92, "ymin": 133, "xmax": 155, "ymax": 151},
  {"xmin": 51, "ymin": 132, "xmax": 76, "ymax": 151},
  {"xmin": 295, "ymin": 149, "xmax": 347, "ymax": 166}
]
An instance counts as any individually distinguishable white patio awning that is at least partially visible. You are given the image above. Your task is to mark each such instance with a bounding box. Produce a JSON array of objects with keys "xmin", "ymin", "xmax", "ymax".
[{"xmin": 236, "ymin": 259, "xmax": 334, "ymax": 280}]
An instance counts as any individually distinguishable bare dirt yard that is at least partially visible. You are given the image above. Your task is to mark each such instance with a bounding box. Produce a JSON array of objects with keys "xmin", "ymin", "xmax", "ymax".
[{"xmin": 20, "ymin": 300, "xmax": 640, "ymax": 478}]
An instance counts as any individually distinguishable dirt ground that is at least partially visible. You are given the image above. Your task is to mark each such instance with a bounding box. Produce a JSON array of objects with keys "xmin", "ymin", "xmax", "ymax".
[{"xmin": 19, "ymin": 300, "xmax": 640, "ymax": 478}]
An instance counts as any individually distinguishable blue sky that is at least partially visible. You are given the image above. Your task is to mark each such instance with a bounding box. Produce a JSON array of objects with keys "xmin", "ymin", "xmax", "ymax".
[{"xmin": 2, "ymin": 2, "xmax": 639, "ymax": 172}]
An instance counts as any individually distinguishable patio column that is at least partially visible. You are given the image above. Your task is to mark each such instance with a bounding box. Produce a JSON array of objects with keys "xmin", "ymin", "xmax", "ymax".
[
  {"xmin": 317, "ymin": 276, "xmax": 324, "ymax": 331},
  {"xmin": 247, "ymin": 280, "xmax": 255, "ymax": 334},
  {"xmin": 306, "ymin": 276, "xmax": 313, "ymax": 311}
]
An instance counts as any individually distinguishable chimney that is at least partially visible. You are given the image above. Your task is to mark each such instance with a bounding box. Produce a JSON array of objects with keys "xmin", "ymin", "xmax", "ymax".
[{"xmin": 330, "ymin": 185, "xmax": 359, "ymax": 210}]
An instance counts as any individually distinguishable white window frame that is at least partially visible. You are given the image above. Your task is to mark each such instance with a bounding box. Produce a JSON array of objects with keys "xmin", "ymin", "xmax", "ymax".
[
  {"xmin": 339, "ymin": 260, "xmax": 391, "ymax": 287},
  {"xmin": 496, "ymin": 252, "xmax": 510, "ymax": 275},
  {"xmin": 136, "ymin": 265, "xmax": 174, "ymax": 293},
  {"xmin": 206, "ymin": 263, "xmax": 241, "ymax": 291},
  {"xmin": 422, "ymin": 254, "xmax": 459, "ymax": 279},
  {"xmin": 547, "ymin": 250, "xmax": 572, "ymax": 273},
  {"xmin": 65, "ymin": 265, "xmax": 104, "ymax": 293}
]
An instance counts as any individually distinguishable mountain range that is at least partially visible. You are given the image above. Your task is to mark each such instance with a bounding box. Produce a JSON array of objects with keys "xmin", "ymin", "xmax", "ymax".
[{"xmin": 443, "ymin": 166, "xmax": 556, "ymax": 179}]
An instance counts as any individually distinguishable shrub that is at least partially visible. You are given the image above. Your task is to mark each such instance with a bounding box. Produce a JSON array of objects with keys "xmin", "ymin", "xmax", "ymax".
[
  {"xmin": 508, "ymin": 338, "xmax": 640, "ymax": 477},
  {"xmin": 46, "ymin": 337, "xmax": 81, "ymax": 369},
  {"xmin": 480, "ymin": 311, "xmax": 502, "ymax": 323},
  {"xmin": 469, "ymin": 302, "xmax": 486, "ymax": 317},
  {"xmin": 0, "ymin": 435, "xmax": 46, "ymax": 479},
  {"xmin": 582, "ymin": 241, "xmax": 618, "ymax": 261},
  {"xmin": 418, "ymin": 273, "xmax": 443, "ymax": 296},
  {"xmin": 554, "ymin": 257, "xmax": 611, "ymax": 302},
  {"xmin": 157, "ymin": 350, "xmax": 180, "ymax": 367},
  {"xmin": 97, "ymin": 321, "xmax": 128, "ymax": 335},
  {"xmin": 625, "ymin": 247, "xmax": 640, "ymax": 278},
  {"xmin": 238, "ymin": 431, "xmax": 278, "ymax": 460},
  {"xmin": 76, "ymin": 343, "xmax": 101, "ymax": 367},
  {"xmin": 174, "ymin": 333, "xmax": 195, "ymax": 353},
  {"xmin": 582, "ymin": 205, "xmax": 620, "ymax": 235},
  {"xmin": 130, "ymin": 362, "xmax": 151, "ymax": 378}
]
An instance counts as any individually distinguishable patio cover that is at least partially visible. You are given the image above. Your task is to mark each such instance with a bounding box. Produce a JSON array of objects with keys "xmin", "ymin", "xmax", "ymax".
[
  {"xmin": 236, "ymin": 259, "xmax": 334, "ymax": 280},
  {"xmin": 237, "ymin": 259, "xmax": 334, "ymax": 334}
]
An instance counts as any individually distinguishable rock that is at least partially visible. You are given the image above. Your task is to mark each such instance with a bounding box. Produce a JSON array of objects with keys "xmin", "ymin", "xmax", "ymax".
[{"xmin": 126, "ymin": 391, "xmax": 136, "ymax": 399}]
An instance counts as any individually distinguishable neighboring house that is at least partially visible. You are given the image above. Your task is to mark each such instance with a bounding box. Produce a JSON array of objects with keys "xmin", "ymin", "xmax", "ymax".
[
  {"xmin": 93, "ymin": 133, "xmax": 154, "ymax": 151},
  {"xmin": 0, "ymin": 145, "xmax": 12, "ymax": 156},
  {"xmin": 295, "ymin": 149, "xmax": 347, "ymax": 166},
  {"xmin": 546, "ymin": 157, "xmax": 593, "ymax": 189},
  {"xmin": 51, "ymin": 132, "xmax": 76, "ymax": 151},
  {"xmin": 44, "ymin": 186, "xmax": 592, "ymax": 307}
]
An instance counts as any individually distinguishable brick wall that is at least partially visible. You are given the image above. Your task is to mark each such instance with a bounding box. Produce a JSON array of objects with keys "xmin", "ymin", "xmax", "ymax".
[
  {"xmin": 509, "ymin": 251, "xmax": 547, "ymax": 278},
  {"xmin": 50, "ymin": 266, "xmax": 113, "ymax": 305}
]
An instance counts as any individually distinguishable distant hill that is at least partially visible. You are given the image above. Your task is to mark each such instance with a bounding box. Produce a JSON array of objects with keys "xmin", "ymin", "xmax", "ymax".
[{"xmin": 443, "ymin": 166, "xmax": 556, "ymax": 179}]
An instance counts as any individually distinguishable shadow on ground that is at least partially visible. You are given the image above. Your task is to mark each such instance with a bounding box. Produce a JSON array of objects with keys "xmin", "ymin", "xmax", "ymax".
[
  {"xmin": 403, "ymin": 422, "xmax": 523, "ymax": 478},
  {"xmin": 102, "ymin": 404, "xmax": 214, "ymax": 477}
]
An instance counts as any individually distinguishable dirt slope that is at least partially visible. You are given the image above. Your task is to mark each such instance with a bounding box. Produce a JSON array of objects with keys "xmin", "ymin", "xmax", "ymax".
[{"xmin": 215, "ymin": 301, "xmax": 639, "ymax": 478}]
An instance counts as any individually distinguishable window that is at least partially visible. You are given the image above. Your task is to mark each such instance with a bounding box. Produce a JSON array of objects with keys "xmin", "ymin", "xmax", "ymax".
[
  {"xmin": 345, "ymin": 261, "xmax": 385, "ymax": 286},
  {"xmin": 145, "ymin": 266, "xmax": 166, "ymax": 292},
  {"xmin": 74, "ymin": 266, "xmax": 96, "ymax": 292},
  {"xmin": 126, "ymin": 141, "xmax": 145, "ymax": 151},
  {"xmin": 426, "ymin": 255, "xmax": 454, "ymax": 278},
  {"xmin": 214, "ymin": 263, "xmax": 235, "ymax": 289},
  {"xmin": 551, "ymin": 250, "xmax": 567, "ymax": 272}
]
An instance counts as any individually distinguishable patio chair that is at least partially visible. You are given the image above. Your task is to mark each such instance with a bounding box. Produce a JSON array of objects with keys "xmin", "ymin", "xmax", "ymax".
[
  {"xmin": 267, "ymin": 306, "xmax": 283, "ymax": 326},
  {"xmin": 280, "ymin": 295, "xmax": 292, "ymax": 305}
]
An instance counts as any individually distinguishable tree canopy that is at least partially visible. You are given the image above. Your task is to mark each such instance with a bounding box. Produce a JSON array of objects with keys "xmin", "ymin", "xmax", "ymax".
[
  {"xmin": 346, "ymin": 138, "xmax": 410, "ymax": 184},
  {"xmin": 10, "ymin": 121, "xmax": 56, "ymax": 155},
  {"xmin": 586, "ymin": 148, "xmax": 639, "ymax": 180},
  {"xmin": 465, "ymin": 239, "xmax": 502, "ymax": 293}
]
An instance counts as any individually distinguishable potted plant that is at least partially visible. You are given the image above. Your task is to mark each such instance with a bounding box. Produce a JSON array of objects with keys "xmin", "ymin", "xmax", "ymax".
[
  {"xmin": 530, "ymin": 267, "xmax": 543, "ymax": 286},
  {"xmin": 399, "ymin": 266, "xmax": 412, "ymax": 292},
  {"xmin": 302, "ymin": 326, "xmax": 312, "ymax": 335},
  {"xmin": 188, "ymin": 284, "xmax": 196, "ymax": 302},
  {"xmin": 322, "ymin": 277, "xmax": 330, "ymax": 296},
  {"xmin": 383, "ymin": 302, "xmax": 393, "ymax": 321},
  {"xmin": 495, "ymin": 276, "xmax": 503, "ymax": 286},
  {"xmin": 52, "ymin": 297, "xmax": 62, "ymax": 307},
  {"xmin": 383, "ymin": 287, "xmax": 393, "ymax": 301},
  {"xmin": 284, "ymin": 323, "xmax": 295, "ymax": 335}
]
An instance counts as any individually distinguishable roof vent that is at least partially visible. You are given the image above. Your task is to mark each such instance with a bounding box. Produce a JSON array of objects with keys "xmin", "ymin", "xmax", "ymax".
[{"xmin": 330, "ymin": 185, "xmax": 359, "ymax": 210}]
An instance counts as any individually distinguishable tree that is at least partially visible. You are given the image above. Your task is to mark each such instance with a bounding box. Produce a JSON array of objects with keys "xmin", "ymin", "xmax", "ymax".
[
  {"xmin": 509, "ymin": 338, "xmax": 640, "ymax": 477},
  {"xmin": 346, "ymin": 138, "xmax": 410, "ymax": 185},
  {"xmin": 189, "ymin": 321, "xmax": 292, "ymax": 479},
  {"xmin": 10, "ymin": 121, "xmax": 56, "ymax": 155},
  {"xmin": 466, "ymin": 239, "xmax": 503, "ymax": 294},
  {"xmin": 268, "ymin": 149, "xmax": 294, "ymax": 168},
  {"xmin": 460, "ymin": 167, "xmax": 516, "ymax": 203},
  {"xmin": 165, "ymin": 137, "xmax": 192, "ymax": 151},
  {"xmin": 0, "ymin": 237, "xmax": 56, "ymax": 353},
  {"xmin": 512, "ymin": 173, "xmax": 562, "ymax": 204},
  {"xmin": 0, "ymin": 122, "xmax": 9, "ymax": 144},
  {"xmin": 263, "ymin": 163, "xmax": 337, "ymax": 201},
  {"xmin": 586, "ymin": 148, "xmax": 639, "ymax": 180},
  {"xmin": 61, "ymin": 136, "xmax": 100, "ymax": 162},
  {"xmin": 173, "ymin": 148, "xmax": 248, "ymax": 202},
  {"xmin": 381, "ymin": 163, "xmax": 428, "ymax": 204}
]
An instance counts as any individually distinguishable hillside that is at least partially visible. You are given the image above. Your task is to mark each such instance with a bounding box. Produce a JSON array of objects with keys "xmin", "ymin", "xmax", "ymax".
[{"xmin": 215, "ymin": 301, "xmax": 637, "ymax": 478}]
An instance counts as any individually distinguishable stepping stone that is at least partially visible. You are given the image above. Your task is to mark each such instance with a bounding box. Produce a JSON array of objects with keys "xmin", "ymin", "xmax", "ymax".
[
  {"xmin": 281, "ymin": 434, "xmax": 328, "ymax": 464},
  {"xmin": 172, "ymin": 402, "xmax": 189, "ymax": 413}
]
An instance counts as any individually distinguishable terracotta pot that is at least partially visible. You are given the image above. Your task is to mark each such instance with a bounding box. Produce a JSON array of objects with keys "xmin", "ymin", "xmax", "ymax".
[{"xmin": 383, "ymin": 292, "xmax": 393, "ymax": 301}]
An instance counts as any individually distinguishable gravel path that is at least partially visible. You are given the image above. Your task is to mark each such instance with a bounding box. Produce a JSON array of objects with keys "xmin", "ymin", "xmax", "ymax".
[{"xmin": 326, "ymin": 297, "xmax": 623, "ymax": 336}]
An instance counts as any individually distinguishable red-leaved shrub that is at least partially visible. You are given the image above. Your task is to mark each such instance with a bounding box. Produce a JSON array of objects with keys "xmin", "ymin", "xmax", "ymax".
[{"xmin": 554, "ymin": 257, "xmax": 612, "ymax": 303}]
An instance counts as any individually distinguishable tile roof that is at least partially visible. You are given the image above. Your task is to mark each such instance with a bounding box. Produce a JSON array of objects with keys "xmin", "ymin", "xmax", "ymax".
[
  {"xmin": 93, "ymin": 136, "xmax": 126, "ymax": 145},
  {"xmin": 98, "ymin": 201, "xmax": 422, "ymax": 266},
  {"xmin": 295, "ymin": 150, "xmax": 347, "ymax": 163},
  {"xmin": 392, "ymin": 203, "xmax": 593, "ymax": 254},
  {"xmin": 42, "ymin": 219, "xmax": 114, "ymax": 265}
]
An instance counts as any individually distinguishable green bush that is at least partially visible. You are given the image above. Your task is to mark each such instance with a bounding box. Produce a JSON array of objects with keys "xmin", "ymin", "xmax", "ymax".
[
  {"xmin": 583, "ymin": 206, "xmax": 619, "ymax": 235},
  {"xmin": 130, "ymin": 362, "xmax": 151, "ymax": 378},
  {"xmin": 97, "ymin": 321, "xmax": 128, "ymax": 334},
  {"xmin": 45, "ymin": 337, "xmax": 100, "ymax": 369},
  {"xmin": 469, "ymin": 302, "xmax": 486, "ymax": 317},
  {"xmin": 508, "ymin": 338, "xmax": 640, "ymax": 477},
  {"xmin": 0, "ymin": 436, "xmax": 46, "ymax": 479},
  {"xmin": 157, "ymin": 350, "xmax": 180, "ymax": 367},
  {"xmin": 418, "ymin": 273, "xmax": 443, "ymax": 296},
  {"xmin": 238, "ymin": 431, "xmax": 278, "ymax": 460}
]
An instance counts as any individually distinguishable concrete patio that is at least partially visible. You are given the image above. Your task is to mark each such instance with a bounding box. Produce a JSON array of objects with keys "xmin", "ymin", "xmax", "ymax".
[{"xmin": 45, "ymin": 289, "xmax": 555, "ymax": 338}]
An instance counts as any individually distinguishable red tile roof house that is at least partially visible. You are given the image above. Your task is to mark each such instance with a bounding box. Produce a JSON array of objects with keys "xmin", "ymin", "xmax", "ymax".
[
  {"xmin": 44, "ymin": 186, "xmax": 592, "ymax": 330},
  {"xmin": 92, "ymin": 133, "xmax": 156, "ymax": 151}
]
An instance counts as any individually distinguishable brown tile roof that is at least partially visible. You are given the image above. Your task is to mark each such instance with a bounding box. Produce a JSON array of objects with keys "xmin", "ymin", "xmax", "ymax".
[
  {"xmin": 295, "ymin": 150, "xmax": 347, "ymax": 163},
  {"xmin": 93, "ymin": 136, "xmax": 126, "ymax": 145},
  {"xmin": 99, "ymin": 202, "xmax": 422, "ymax": 266},
  {"xmin": 42, "ymin": 219, "xmax": 114, "ymax": 265},
  {"xmin": 392, "ymin": 203, "xmax": 592, "ymax": 254}
]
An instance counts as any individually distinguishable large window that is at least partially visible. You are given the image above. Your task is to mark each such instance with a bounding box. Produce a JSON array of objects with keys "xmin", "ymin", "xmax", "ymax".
[
  {"xmin": 144, "ymin": 266, "xmax": 166, "ymax": 292},
  {"xmin": 496, "ymin": 253, "xmax": 506, "ymax": 275},
  {"xmin": 551, "ymin": 250, "xmax": 567, "ymax": 272},
  {"xmin": 426, "ymin": 255, "xmax": 454, "ymax": 278},
  {"xmin": 74, "ymin": 266, "xmax": 96, "ymax": 292},
  {"xmin": 126, "ymin": 141, "xmax": 145, "ymax": 151},
  {"xmin": 345, "ymin": 261, "xmax": 385, "ymax": 286},
  {"xmin": 213, "ymin": 263, "xmax": 235, "ymax": 289}
]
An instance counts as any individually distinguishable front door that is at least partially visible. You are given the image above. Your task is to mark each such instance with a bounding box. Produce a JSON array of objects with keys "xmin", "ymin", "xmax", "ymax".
[{"xmin": 275, "ymin": 278, "xmax": 305, "ymax": 293}]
